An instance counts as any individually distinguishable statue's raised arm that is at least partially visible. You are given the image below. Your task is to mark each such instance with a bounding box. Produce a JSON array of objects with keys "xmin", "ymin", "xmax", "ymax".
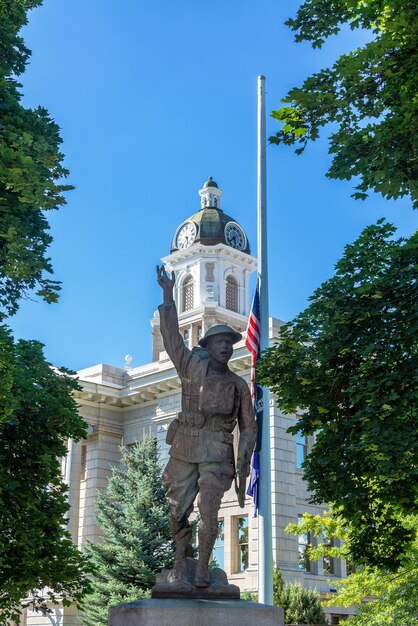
[
  {"xmin": 156, "ymin": 265, "xmax": 175, "ymax": 305},
  {"xmin": 156, "ymin": 265, "xmax": 192, "ymax": 375}
]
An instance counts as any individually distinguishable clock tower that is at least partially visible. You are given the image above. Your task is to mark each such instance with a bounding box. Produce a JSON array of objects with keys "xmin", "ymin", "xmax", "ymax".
[{"xmin": 151, "ymin": 177, "xmax": 257, "ymax": 361}]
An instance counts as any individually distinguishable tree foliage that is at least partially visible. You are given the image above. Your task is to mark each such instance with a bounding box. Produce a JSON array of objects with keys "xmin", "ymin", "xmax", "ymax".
[
  {"xmin": 335, "ymin": 547, "xmax": 418, "ymax": 626},
  {"xmin": 80, "ymin": 439, "xmax": 174, "ymax": 626},
  {"xmin": 287, "ymin": 511, "xmax": 351, "ymax": 564},
  {"xmin": 0, "ymin": 325, "xmax": 90, "ymax": 624},
  {"xmin": 0, "ymin": 0, "xmax": 73, "ymax": 318},
  {"xmin": 273, "ymin": 565, "xmax": 285, "ymax": 608},
  {"xmin": 271, "ymin": 0, "xmax": 418, "ymax": 208},
  {"xmin": 240, "ymin": 566, "xmax": 328, "ymax": 625},
  {"xmin": 0, "ymin": 2, "xmax": 91, "ymax": 622},
  {"xmin": 282, "ymin": 581, "xmax": 328, "ymax": 625},
  {"xmin": 258, "ymin": 221, "xmax": 418, "ymax": 569},
  {"xmin": 291, "ymin": 513, "xmax": 418, "ymax": 626}
]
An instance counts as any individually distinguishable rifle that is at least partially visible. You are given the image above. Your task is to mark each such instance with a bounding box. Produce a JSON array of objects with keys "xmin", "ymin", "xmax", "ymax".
[{"xmin": 234, "ymin": 451, "xmax": 251, "ymax": 508}]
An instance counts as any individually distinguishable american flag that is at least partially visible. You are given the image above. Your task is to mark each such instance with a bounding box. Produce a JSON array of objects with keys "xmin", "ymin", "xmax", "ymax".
[
  {"xmin": 245, "ymin": 279, "xmax": 261, "ymax": 395},
  {"xmin": 245, "ymin": 280, "xmax": 263, "ymax": 516}
]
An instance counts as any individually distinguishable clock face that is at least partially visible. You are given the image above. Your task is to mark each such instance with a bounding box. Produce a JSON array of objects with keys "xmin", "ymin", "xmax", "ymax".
[
  {"xmin": 225, "ymin": 222, "xmax": 246, "ymax": 251},
  {"xmin": 176, "ymin": 222, "xmax": 197, "ymax": 249}
]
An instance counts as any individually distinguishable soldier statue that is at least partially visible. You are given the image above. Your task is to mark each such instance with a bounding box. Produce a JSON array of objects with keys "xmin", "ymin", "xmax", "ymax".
[{"xmin": 156, "ymin": 266, "xmax": 257, "ymax": 589}]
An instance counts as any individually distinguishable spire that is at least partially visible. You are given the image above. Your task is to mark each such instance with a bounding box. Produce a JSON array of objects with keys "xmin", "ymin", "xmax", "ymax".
[{"xmin": 198, "ymin": 177, "xmax": 223, "ymax": 209}]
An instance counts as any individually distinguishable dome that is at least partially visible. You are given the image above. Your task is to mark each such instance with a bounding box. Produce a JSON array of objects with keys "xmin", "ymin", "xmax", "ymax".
[
  {"xmin": 171, "ymin": 179, "xmax": 250, "ymax": 254},
  {"xmin": 202, "ymin": 176, "xmax": 218, "ymax": 189}
]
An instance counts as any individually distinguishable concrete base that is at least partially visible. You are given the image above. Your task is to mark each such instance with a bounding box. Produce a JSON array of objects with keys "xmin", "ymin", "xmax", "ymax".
[{"xmin": 108, "ymin": 598, "xmax": 284, "ymax": 626}]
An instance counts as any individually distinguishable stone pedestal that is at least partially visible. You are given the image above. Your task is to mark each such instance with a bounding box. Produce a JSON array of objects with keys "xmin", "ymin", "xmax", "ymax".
[{"xmin": 108, "ymin": 598, "xmax": 284, "ymax": 626}]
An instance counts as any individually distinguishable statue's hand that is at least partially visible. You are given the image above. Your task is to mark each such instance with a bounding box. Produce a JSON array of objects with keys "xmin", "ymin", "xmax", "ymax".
[{"xmin": 156, "ymin": 265, "xmax": 175, "ymax": 304}]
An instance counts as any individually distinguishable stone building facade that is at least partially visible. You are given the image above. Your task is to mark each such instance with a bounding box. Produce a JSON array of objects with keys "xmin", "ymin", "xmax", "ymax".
[{"xmin": 21, "ymin": 178, "xmax": 351, "ymax": 625}]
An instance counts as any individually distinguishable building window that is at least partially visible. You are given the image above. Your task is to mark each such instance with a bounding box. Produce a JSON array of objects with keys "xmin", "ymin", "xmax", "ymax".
[
  {"xmin": 323, "ymin": 533, "xmax": 335, "ymax": 575},
  {"xmin": 183, "ymin": 329, "xmax": 190, "ymax": 349},
  {"xmin": 331, "ymin": 615, "xmax": 349, "ymax": 624},
  {"xmin": 298, "ymin": 514, "xmax": 310, "ymax": 571},
  {"xmin": 211, "ymin": 520, "xmax": 224, "ymax": 570},
  {"xmin": 80, "ymin": 444, "xmax": 87, "ymax": 481},
  {"xmin": 346, "ymin": 555, "xmax": 357, "ymax": 576},
  {"xmin": 236, "ymin": 516, "xmax": 249, "ymax": 572},
  {"xmin": 197, "ymin": 325, "xmax": 203, "ymax": 342},
  {"xmin": 226, "ymin": 275, "xmax": 238, "ymax": 312},
  {"xmin": 182, "ymin": 275, "xmax": 194, "ymax": 311},
  {"xmin": 296, "ymin": 432, "xmax": 308, "ymax": 469}
]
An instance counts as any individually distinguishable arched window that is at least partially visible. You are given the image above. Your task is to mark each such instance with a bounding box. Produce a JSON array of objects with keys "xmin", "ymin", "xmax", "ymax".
[
  {"xmin": 226, "ymin": 275, "xmax": 238, "ymax": 312},
  {"xmin": 182, "ymin": 275, "xmax": 194, "ymax": 312}
]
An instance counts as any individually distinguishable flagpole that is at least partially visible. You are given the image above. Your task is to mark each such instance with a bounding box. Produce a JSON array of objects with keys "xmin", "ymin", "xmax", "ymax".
[{"xmin": 257, "ymin": 75, "xmax": 273, "ymax": 605}]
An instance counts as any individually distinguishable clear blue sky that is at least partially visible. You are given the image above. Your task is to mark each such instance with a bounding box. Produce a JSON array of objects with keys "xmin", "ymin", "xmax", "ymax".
[{"xmin": 9, "ymin": 0, "xmax": 416, "ymax": 372}]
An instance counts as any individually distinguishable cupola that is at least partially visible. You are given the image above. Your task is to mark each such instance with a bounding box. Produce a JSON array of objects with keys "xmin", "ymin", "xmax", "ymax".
[
  {"xmin": 171, "ymin": 178, "xmax": 251, "ymax": 254},
  {"xmin": 199, "ymin": 176, "xmax": 223, "ymax": 209}
]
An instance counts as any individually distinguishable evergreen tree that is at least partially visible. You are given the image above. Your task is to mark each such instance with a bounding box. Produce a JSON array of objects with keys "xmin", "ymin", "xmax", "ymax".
[
  {"xmin": 273, "ymin": 566, "xmax": 285, "ymax": 608},
  {"xmin": 282, "ymin": 582, "xmax": 328, "ymax": 625},
  {"xmin": 80, "ymin": 438, "xmax": 174, "ymax": 626}
]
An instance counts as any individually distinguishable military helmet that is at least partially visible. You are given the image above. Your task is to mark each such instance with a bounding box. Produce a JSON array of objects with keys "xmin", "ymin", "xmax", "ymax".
[{"xmin": 198, "ymin": 324, "xmax": 242, "ymax": 348}]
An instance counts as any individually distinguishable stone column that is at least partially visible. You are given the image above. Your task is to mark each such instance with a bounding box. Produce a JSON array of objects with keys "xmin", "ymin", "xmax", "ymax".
[
  {"xmin": 65, "ymin": 438, "xmax": 82, "ymax": 545},
  {"xmin": 332, "ymin": 539, "xmax": 347, "ymax": 579},
  {"xmin": 25, "ymin": 602, "xmax": 81, "ymax": 626},
  {"xmin": 308, "ymin": 535, "xmax": 320, "ymax": 576},
  {"xmin": 270, "ymin": 405, "xmax": 301, "ymax": 577},
  {"xmin": 79, "ymin": 424, "xmax": 122, "ymax": 544}
]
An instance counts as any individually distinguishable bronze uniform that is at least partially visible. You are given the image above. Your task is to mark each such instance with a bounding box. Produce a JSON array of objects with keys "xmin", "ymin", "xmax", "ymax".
[{"xmin": 159, "ymin": 302, "xmax": 257, "ymax": 565}]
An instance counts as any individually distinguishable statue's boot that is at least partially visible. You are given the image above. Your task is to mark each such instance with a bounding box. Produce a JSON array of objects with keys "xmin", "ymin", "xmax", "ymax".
[
  {"xmin": 171, "ymin": 557, "xmax": 189, "ymax": 584},
  {"xmin": 172, "ymin": 525, "xmax": 193, "ymax": 583},
  {"xmin": 194, "ymin": 560, "xmax": 211, "ymax": 587},
  {"xmin": 193, "ymin": 531, "xmax": 217, "ymax": 587}
]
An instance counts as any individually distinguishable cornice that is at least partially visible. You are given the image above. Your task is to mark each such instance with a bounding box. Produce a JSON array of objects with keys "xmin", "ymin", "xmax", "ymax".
[
  {"xmin": 162, "ymin": 243, "xmax": 257, "ymax": 269},
  {"xmin": 75, "ymin": 348, "xmax": 252, "ymax": 409},
  {"xmin": 87, "ymin": 423, "xmax": 123, "ymax": 441},
  {"xmin": 177, "ymin": 304, "xmax": 249, "ymax": 325}
]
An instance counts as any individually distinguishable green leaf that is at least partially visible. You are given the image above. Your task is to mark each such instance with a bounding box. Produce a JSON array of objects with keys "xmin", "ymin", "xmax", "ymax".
[
  {"xmin": 257, "ymin": 223, "xmax": 418, "ymax": 570},
  {"xmin": 272, "ymin": 1, "xmax": 418, "ymax": 209}
]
